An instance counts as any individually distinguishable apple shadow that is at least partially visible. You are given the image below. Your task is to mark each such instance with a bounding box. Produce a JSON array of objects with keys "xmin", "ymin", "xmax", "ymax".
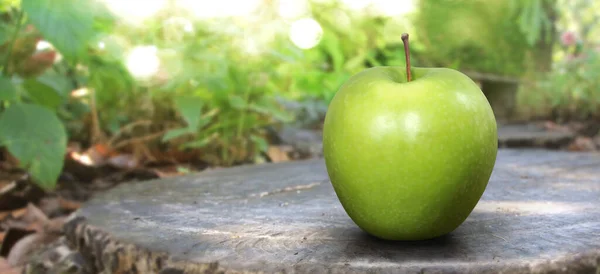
[
  {"xmin": 338, "ymin": 229, "xmax": 472, "ymax": 263},
  {"xmin": 335, "ymin": 211, "xmax": 506, "ymax": 264}
]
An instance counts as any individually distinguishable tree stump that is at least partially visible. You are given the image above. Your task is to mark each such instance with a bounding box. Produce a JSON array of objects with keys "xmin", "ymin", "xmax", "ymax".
[
  {"xmin": 463, "ymin": 71, "xmax": 521, "ymax": 122},
  {"xmin": 498, "ymin": 124, "xmax": 575, "ymax": 149},
  {"xmin": 65, "ymin": 149, "xmax": 600, "ymax": 274}
]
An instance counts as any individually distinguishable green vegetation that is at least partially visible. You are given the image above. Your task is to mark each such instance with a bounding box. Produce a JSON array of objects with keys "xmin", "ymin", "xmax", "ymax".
[{"xmin": 0, "ymin": 0, "xmax": 598, "ymax": 190}]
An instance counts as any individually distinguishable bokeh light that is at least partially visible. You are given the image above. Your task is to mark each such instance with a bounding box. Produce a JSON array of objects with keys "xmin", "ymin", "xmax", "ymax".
[
  {"xmin": 163, "ymin": 17, "xmax": 194, "ymax": 33},
  {"xmin": 163, "ymin": 17, "xmax": 195, "ymax": 42},
  {"xmin": 71, "ymin": 87, "xmax": 90, "ymax": 98},
  {"xmin": 126, "ymin": 46, "xmax": 160, "ymax": 79},
  {"xmin": 36, "ymin": 40, "xmax": 53, "ymax": 51},
  {"xmin": 289, "ymin": 18, "xmax": 323, "ymax": 50},
  {"xmin": 35, "ymin": 40, "xmax": 62, "ymax": 63}
]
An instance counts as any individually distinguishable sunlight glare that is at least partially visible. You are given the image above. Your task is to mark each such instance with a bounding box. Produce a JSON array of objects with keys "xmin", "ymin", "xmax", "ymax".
[
  {"xmin": 243, "ymin": 37, "xmax": 261, "ymax": 55},
  {"xmin": 278, "ymin": 0, "xmax": 309, "ymax": 19},
  {"xmin": 126, "ymin": 46, "xmax": 160, "ymax": 79},
  {"xmin": 178, "ymin": 0, "xmax": 261, "ymax": 19},
  {"xmin": 71, "ymin": 88, "xmax": 90, "ymax": 98},
  {"xmin": 102, "ymin": 0, "xmax": 165, "ymax": 24},
  {"xmin": 164, "ymin": 17, "xmax": 194, "ymax": 33},
  {"xmin": 36, "ymin": 40, "xmax": 53, "ymax": 51},
  {"xmin": 289, "ymin": 18, "xmax": 323, "ymax": 50},
  {"xmin": 70, "ymin": 151, "xmax": 94, "ymax": 166},
  {"xmin": 163, "ymin": 17, "xmax": 195, "ymax": 42},
  {"xmin": 372, "ymin": 0, "xmax": 415, "ymax": 17},
  {"xmin": 341, "ymin": 0, "xmax": 372, "ymax": 10}
]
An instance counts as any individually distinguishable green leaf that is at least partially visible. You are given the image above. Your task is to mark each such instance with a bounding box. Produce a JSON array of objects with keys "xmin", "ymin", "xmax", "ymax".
[
  {"xmin": 162, "ymin": 128, "xmax": 193, "ymax": 142},
  {"xmin": 0, "ymin": 103, "xmax": 67, "ymax": 190},
  {"xmin": 344, "ymin": 51, "xmax": 367, "ymax": 71},
  {"xmin": 0, "ymin": 76, "xmax": 17, "ymax": 101},
  {"xmin": 174, "ymin": 96, "xmax": 203, "ymax": 131},
  {"xmin": 322, "ymin": 33, "xmax": 344, "ymax": 72},
  {"xmin": 0, "ymin": 0, "xmax": 19, "ymax": 12},
  {"xmin": 21, "ymin": 0, "xmax": 96, "ymax": 61},
  {"xmin": 0, "ymin": 22, "xmax": 14, "ymax": 45},
  {"xmin": 250, "ymin": 135, "xmax": 269, "ymax": 153},
  {"xmin": 23, "ymin": 74, "xmax": 70, "ymax": 109},
  {"xmin": 182, "ymin": 137, "xmax": 212, "ymax": 149},
  {"xmin": 89, "ymin": 56, "xmax": 134, "ymax": 93},
  {"xmin": 248, "ymin": 99, "xmax": 294, "ymax": 122},
  {"xmin": 229, "ymin": 95, "xmax": 247, "ymax": 110}
]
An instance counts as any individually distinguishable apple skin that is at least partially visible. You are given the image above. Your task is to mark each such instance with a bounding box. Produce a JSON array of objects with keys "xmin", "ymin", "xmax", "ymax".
[{"xmin": 323, "ymin": 66, "xmax": 497, "ymax": 241}]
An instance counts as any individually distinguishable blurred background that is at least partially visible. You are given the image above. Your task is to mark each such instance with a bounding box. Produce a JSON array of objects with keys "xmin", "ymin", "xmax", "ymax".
[{"xmin": 0, "ymin": 0, "xmax": 599, "ymax": 192}]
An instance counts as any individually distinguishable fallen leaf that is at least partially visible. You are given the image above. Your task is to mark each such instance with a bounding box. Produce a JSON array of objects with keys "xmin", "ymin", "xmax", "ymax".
[
  {"xmin": 24, "ymin": 203, "xmax": 49, "ymax": 223},
  {"xmin": 19, "ymin": 203, "xmax": 49, "ymax": 233},
  {"xmin": 66, "ymin": 141, "xmax": 82, "ymax": 154},
  {"xmin": 0, "ymin": 257, "xmax": 22, "ymax": 274},
  {"xmin": 0, "ymin": 228, "xmax": 35, "ymax": 257},
  {"xmin": 43, "ymin": 216, "xmax": 66, "ymax": 234},
  {"xmin": 267, "ymin": 145, "xmax": 292, "ymax": 163},
  {"xmin": 69, "ymin": 143, "xmax": 114, "ymax": 167},
  {"xmin": 10, "ymin": 208, "xmax": 27, "ymax": 219},
  {"xmin": 0, "ymin": 149, "xmax": 20, "ymax": 169},
  {"xmin": 0, "ymin": 181, "xmax": 16, "ymax": 196},
  {"xmin": 57, "ymin": 197, "xmax": 81, "ymax": 211},
  {"xmin": 543, "ymin": 121, "xmax": 570, "ymax": 132},
  {"xmin": 107, "ymin": 154, "xmax": 139, "ymax": 169},
  {"xmin": 7, "ymin": 232, "xmax": 60, "ymax": 267},
  {"xmin": 0, "ymin": 175, "xmax": 45, "ymax": 212},
  {"xmin": 148, "ymin": 148, "xmax": 203, "ymax": 164},
  {"xmin": 38, "ymin": 197, "xmax": 61, "ymax": 218},
  {"xmin": 568, "ymin": 136, "xmax": 596, "ymax": 152},
  {"xmin": 5, "ymin": 207, "xmax": 62, "ymax": 267},
  {"xmin": 1, "ymin": 218, "xmax": 28, "ymax": 231},
  {"xmin": 0, "ymin": 211, "xmax": 10, "ymax": 221},
  {"xmin": 594, "ymin": 135, "xmax": 600, "ymax": 149},
  {"xmin": 0, "ymin": 258, "xmax": 9, "ymax": 270},
  {"xmin": 0, "ymin": 181, "xmax": 8, "ymax": 191},
  {"xmin": 151, "ymin": 165, "xmax": 192, "ymax": 178},
  {"xmin": 151, "ymin": 168, "xmax": 178, "ymax": 178}
]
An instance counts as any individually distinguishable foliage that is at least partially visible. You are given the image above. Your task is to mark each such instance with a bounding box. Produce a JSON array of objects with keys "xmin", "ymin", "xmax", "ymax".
[
  {"xmin": 159, "ymin": 38, "xmax": 295, "ymax": 165},
  {"xmin": 518, "ymin": 0, "xmax": 600, "ymax": 120},
  {"xmin": 276, "ymin": 1, "xmax": 413, "ymax": 103},
  {"xmin": 511, "ymin": 0, "xmax": 555, "ymax": 47},
  {"xmin": 101, "ymin": 1, "xmax": 414, "ymax": 165},
  {"xmin": 555, "ymin": 0, "xmax": 600, "ymax": 43},
  {"xmin": 0, "ymin": 0, "xmax": 115, "ymax": 189},
  {"xmin": 21, "ymin": 0, "xmax": 113, "ymax": 62},
  {"xmin": 0, "ymin": 0, "xmax": 594, "ymax": 190},
  {"xmin": 413, "ymin": 0, "xmax": 549, "ymax": 76},
  {"xmin": 0, "ymin": 103, "xmax": 67, "ymax": 190},
  {"xmin": 102, "ymin": 14, "xmax": 297, "ymax": 166},
  {"xmin": 539, "ymin": 49, "xmax": 600, "ymax": 119}
]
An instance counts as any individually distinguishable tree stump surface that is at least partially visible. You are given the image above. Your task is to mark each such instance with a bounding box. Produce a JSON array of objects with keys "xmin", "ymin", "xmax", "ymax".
[
  {"xmin": 498, "ymin": 124, "xmax": 575, "ymax": 149},
  {"xmin": 66, "ymin": 149, "xmax": 600, "ymax": 274}
]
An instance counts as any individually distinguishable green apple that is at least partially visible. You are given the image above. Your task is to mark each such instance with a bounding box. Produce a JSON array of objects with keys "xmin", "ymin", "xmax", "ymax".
[{"xmin": 322, "ymin": 34, "xmax": 497, "ymax": 241}]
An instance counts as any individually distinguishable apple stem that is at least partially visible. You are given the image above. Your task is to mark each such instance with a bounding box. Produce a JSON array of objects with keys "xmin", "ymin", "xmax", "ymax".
[{"xmin": 401, "ymin": 33, "xmax": 412, "ymax": 82}]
